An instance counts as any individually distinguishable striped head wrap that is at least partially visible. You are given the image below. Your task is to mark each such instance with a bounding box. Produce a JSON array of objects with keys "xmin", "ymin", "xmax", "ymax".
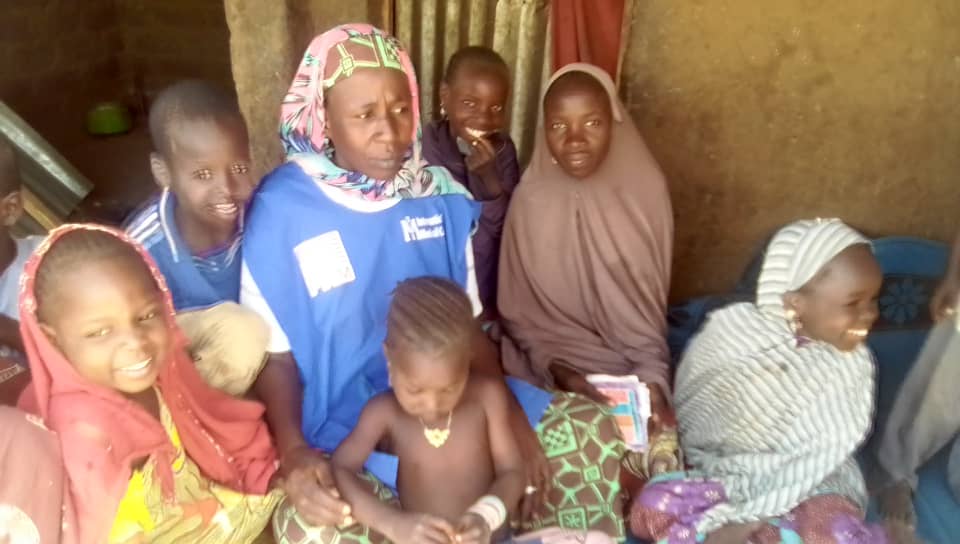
[{"xmin": 756, "ymin": 218, "xmax": 871, "ymax": 318}]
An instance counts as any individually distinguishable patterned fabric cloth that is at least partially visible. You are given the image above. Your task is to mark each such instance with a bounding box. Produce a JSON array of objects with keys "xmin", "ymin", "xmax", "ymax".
[
  {"xmin": 279, "ymin": 23, "xmax": 468, "ymax": 201},
  {"xmin": 321, "ymin": 31, "xmax": 404, "ymax": 88},
  {"xmin": 110, "ymin": 390, "xmax": 282, "ymax": 543},
  {"xmin": 633, "ymin": 219, "xmax": 881, "ymax": 540},
  {"xmin": 632, "ymin": 473, "xmax": 887, "ymax": 543},
  {"xmin": 272, "ymin": 393, "xmax": 627, "ymax": 543}
]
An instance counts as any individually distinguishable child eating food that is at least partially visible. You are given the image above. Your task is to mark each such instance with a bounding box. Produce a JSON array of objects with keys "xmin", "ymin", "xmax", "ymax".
[{"xmin": 422, "ymin": 47, "xmax": 519, "ymax": 318}]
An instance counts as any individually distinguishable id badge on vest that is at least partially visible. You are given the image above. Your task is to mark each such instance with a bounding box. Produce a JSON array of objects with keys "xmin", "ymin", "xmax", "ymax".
[{"xmin": 293, "ymin": 230, "xmax": 357, "ymax": 296}]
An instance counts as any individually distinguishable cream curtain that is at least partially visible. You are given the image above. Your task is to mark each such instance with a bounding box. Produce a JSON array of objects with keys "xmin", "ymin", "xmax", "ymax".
[{"xmin": 394, "ymin": 0, "xmax": 552, "ymax": 164}]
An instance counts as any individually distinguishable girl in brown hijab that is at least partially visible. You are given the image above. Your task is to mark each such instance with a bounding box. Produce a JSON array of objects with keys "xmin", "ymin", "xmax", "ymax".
[{"xmin": 498, "ymin": 63, "xmax": 678, "ymax": 484}]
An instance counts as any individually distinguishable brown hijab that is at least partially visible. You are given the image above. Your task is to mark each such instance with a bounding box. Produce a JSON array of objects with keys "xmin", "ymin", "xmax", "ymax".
[{"xmin": 498, "ymin": 63, "xmax": 673, "ymax": 395}]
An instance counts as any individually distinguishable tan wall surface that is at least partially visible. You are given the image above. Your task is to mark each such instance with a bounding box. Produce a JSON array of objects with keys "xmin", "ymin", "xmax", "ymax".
[
  {"xmin": 118, "ymin": 0, "xmax": 233, "ymax": 97},
  {"xmin": 226, "ymin": 0, "xmax": 378, "ymax": 178},
  {"xmin": 622, "ymin": 1, "xmax": 960, "ymax": 298}
]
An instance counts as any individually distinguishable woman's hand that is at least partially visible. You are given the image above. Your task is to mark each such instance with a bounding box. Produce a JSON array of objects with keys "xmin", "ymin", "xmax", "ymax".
[
  {"xmin": 279, "ymin": 445, "xmax": 351, "ymax": 526},
  {"xmin": 646, "ymin": 383, "xmax": 675, "ymax": 435},
  {"xmin": 550, "ymin": 364, "xmax": 613, "ymax": 406},
  {"xmin": 509, "ymin": 407, "xmax": 551, "ymax": 523},
  {"xmin": 644, "ymin": 383, "xmax": 681, "ymax": 478},
  {"xmin": 386, "ymin": 511, "xmax": 456, "ymax": 544}
]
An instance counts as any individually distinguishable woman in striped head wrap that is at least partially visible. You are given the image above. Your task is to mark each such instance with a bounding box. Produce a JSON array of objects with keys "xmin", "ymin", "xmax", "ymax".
[{"xmin": 631, "ymin": 218, "xmax": 889, "ymax": 543}]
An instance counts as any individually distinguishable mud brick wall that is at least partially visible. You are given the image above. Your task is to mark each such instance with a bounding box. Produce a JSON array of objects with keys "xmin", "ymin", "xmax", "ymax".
[{"xmin": 622, "ymin": 0, "xmax": 960, "ymax": 298}]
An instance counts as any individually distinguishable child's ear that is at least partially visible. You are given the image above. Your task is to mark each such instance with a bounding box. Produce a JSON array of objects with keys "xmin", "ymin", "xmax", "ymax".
[
  {"xmin": 150, "ymin": 152, "xmax": 172, "ymax": 190},
  {"xmin": 0, "ymin": 190, "xmax": 23, "ymax": 227}
]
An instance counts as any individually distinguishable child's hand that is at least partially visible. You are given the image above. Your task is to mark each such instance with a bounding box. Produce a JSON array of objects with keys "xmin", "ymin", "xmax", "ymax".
[
  {"xmin": 455, "ymin": 512, "xmax": 492, "ymax": 544},
  {"xmin": 465, "ymin": 138, "xmax": 504, "ymax": 198},
  {"xmin": 388, "ymin": 512, "xmax": 457, "ymax": 544}
]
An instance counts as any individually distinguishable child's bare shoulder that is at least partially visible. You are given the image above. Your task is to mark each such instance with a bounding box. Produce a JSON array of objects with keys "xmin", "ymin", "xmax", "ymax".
[
  {"xmin": 466, "ymin": 373, "xmax": 510, "ymax": 404},
  {"xmin": 359, "ymin": 392, "xmax": 403, "ymax": 423}
]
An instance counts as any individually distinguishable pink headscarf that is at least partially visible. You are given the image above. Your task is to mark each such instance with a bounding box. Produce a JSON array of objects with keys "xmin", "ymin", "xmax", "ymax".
[
  {"xmin": 279, "ymin": 23, "xmax": 467, "ymax": 200},
  {"xmin": 498, "ymin": 63, "xmax": 674, "ymax": 395},
  {"xmin": 17, "ymin": 224, "xmax": 277, "ymax": 544}
]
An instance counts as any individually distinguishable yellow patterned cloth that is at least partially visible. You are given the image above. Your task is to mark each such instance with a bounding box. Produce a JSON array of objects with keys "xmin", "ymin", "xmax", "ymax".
[{"xmin": 109, "ymin": 393, "xmax": 282, "ymax": 543}]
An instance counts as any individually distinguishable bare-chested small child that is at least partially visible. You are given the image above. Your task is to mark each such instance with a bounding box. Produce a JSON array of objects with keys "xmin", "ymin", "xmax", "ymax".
[{"xmin": 331, "ymin": 276, "xmax": 524, "ymax": 544}]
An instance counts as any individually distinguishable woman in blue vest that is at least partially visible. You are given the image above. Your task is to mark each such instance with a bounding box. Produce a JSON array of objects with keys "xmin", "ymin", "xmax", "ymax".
[{"xmin": 241, "ymin": 24, "xmax": 628, "ymax": 542}]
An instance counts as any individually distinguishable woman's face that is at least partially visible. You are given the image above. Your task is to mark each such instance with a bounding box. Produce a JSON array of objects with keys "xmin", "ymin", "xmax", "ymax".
[
  {"xmin": 325, "ymin": 68, "xmax": 414, "ymax": 180},
  {"xmin": 543, "ymin": 75, "xmax": 613, "ymax": 180}
]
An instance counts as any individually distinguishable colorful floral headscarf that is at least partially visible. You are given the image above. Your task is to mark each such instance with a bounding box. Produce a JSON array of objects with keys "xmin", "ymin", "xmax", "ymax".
[{"xmin": 279, "ymin": 23, "xmax": 468, "ymax": 201}]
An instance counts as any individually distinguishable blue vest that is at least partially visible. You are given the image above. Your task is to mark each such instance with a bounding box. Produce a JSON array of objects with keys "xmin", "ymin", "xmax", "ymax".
[{"xmin": 243, "ymin": 162, "xmax": 481, "ymax": 452}]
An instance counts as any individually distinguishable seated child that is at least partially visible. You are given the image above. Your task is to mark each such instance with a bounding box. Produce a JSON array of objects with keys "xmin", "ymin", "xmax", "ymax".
[
  {"xmin": 631, "ymin": 218, "xmax": 888, "ymax": 543},
  {"xmin": 331, "ymin": 277, "xmax": 613, "ymax": 544},
  {"xmin": 0, "ymin": 138, "xmax": 43, "ymax": 403},
  {"xmin": 125, "ymin": 79, "xmax": 254, "ymax": 312},
  {"xmin": 125, "ymin": 80, "xmax": 268, "ymax": 395},
  {"xmin": 17, "ymin": 224, "xmax": 282, "ymax": 544},
  {"xmin": 875, "ymin": 227, "xmax": 960, "ymax": 531},
  {"xmin": 422, "ymin": 47, "xmax": 519, "ymax": 317}
]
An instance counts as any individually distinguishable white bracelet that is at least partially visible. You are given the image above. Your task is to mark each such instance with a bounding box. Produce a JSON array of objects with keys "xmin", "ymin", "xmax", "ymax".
[{"xmin": 467, "ymin": 494, "xmax": 507, "ymax": 531}]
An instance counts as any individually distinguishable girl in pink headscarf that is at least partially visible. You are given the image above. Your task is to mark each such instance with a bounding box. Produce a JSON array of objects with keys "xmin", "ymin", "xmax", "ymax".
[{"xmin": 18, "ymin": 224, "xmax": 281, "ymax": 544}]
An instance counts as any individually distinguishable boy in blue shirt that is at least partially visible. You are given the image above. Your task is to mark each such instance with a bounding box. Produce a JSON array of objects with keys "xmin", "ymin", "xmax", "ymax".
[
  {"xmin": 125, "ymin": 80, "xmax": 266, "ymax": 396},
  {"xmin": 126, "ymin": 79, "xmax": 254, "ymax": 311}
]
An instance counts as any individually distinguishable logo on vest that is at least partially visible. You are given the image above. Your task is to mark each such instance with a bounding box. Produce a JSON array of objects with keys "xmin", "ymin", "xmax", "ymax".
[{"xmin": 400, "ymin": 214, "xmax": 445, "ymax": 242}]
